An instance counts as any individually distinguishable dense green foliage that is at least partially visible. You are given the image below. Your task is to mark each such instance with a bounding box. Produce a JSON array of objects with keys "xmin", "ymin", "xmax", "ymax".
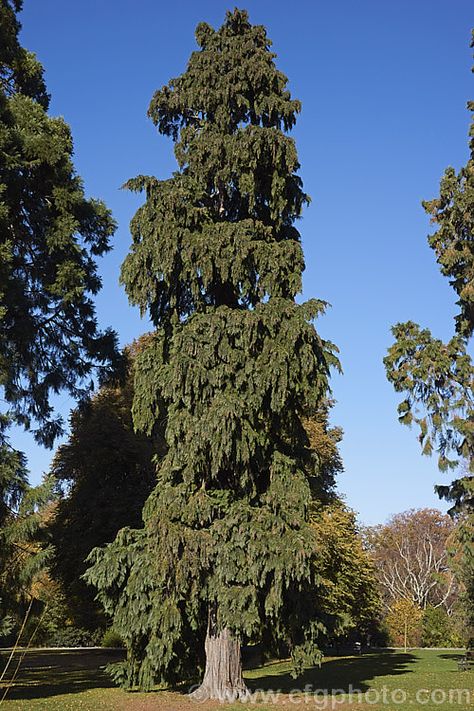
[
  {"xmin": 86, "ymin": 9, "xmax": 339, "ymax": 690},
  {"xmin": 0, "ymin": 0, "xmax": 117, "ymax": 638},
  {"xmin": 48, "ymin": 336, "xmax": 379, "ymax": 654},
  {"xmin": 421, "ymin": 605, "xmax": 463, "ymax": 648},
  {"xmin": 310, "ymin": 502, "xmax": 381, "ymax": 644},
  {"xmin": 0, "ymin": 0, "xmax": 118, "ymax": 449},
  {"xmin": 49, "ymin": 342, "xmax": 159, "ymax": 630},
  {"xmin": 384, "ymin": 32, "xmax": 474, "ymax": 645}
]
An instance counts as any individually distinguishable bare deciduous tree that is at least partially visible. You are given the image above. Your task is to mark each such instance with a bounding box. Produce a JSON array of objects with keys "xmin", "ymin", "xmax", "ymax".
[{"xmin": 364, "ymin": 508, "xmax": 457, "ymax": 613}]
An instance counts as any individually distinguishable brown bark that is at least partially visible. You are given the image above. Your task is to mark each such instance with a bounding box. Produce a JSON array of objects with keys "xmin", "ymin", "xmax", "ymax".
[{"xmin": 190, "ymin": 608, "xmax": 249, "ymax": 702}]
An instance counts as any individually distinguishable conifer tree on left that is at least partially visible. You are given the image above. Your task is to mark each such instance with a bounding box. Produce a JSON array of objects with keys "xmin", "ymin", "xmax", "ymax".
[
  {"xmin": 0, "ymin": 0, "xmax": 118, "ymax": 450},
  {"xmin": 0, "ymin": 0, "xmax": 117, "ymax": 626}
]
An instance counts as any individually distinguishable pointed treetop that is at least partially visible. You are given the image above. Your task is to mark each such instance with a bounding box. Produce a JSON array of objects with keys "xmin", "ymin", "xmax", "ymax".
[{"xmin": 148, "ymin": 7, "xmax": 300, "ymax": 140}]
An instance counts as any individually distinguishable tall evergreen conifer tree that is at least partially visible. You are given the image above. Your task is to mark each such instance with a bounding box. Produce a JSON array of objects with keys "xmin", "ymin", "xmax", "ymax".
[{"xmin": 87, "ymin": 10, "xmax": 339, "ymax": 699}]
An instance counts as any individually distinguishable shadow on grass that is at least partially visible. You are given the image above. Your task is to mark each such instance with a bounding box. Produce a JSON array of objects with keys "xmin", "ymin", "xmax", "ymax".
[
  {"xmin": 246, "ymin": 651, "xmax": 418, "ymax": 694},
  {"xmin": 1, "ymin": 648, "xmax": 420, "ymax": 701},
  {"xmin": 0, "ymin": 648, "xmax": 125, "ymax": 701}
]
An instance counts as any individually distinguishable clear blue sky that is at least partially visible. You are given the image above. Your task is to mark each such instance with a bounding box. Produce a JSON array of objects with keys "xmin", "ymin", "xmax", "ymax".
[{"xmin": 15, "ymin": 0, "xmax": 473, "ymax": 525}]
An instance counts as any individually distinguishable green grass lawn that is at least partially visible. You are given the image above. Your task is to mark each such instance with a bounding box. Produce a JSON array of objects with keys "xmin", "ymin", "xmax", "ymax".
[{"xmin": 0, "ymin": 648, "xmax": 472, "ymax": 710}]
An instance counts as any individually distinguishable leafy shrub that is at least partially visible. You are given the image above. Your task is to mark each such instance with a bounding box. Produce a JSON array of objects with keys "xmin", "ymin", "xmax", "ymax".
[
  {"xmin": 421, "ymin": 606, "xmax": 463, "ymax": 648},
  {"xmin": 101, "ymin": 628, "xmax": 124, "ymax": 648},
  {"xmin": 45, "ymin": 625, "xmax": 102, "ymax": 647}
]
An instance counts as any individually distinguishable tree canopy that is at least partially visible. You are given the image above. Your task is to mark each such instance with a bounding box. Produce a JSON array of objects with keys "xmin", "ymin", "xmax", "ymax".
[
  {"xmin": 0, "ymin": 0, "xmax": 118, "ymax": 638},
  {"xmin": 49, "ymin": 340, "xmax": 160, "ymax": 630},
  {"xmin": 311, "ymin": 501, "xmax": 380, "ymax": 643},
  {"xmin": 365, "ymin": 508, "xmax": 456, "ymax": 612},
  {"xmin": 86, "ymin": 9, "xmax": 339, "ymax": 698},
  {"xmin": 0, "ymin": 0, "xmax": 118, "ymax": 449}
]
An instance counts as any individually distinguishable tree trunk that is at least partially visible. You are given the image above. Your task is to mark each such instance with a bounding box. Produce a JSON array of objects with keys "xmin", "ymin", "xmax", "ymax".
[{"xmin": 190, "ymin": 608, "xmax": 249, "ymax": 702}]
